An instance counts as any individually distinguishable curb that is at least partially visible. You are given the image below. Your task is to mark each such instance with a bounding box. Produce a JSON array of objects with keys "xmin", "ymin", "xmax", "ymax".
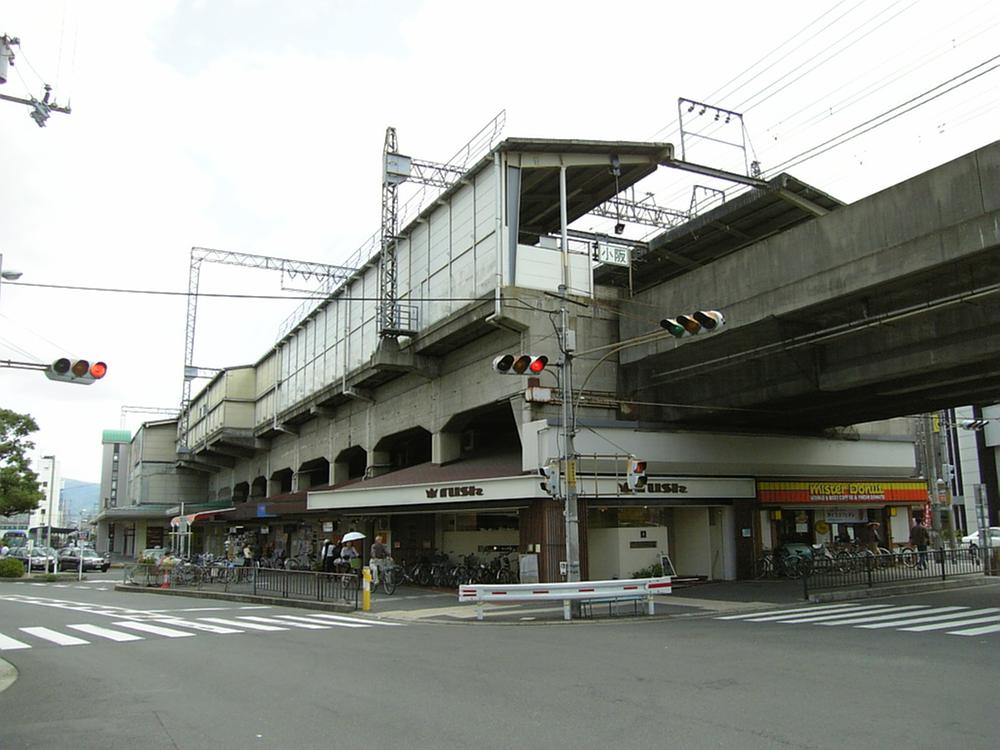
[
  {"xmin": 809, "ymin": 576, "xmax": 999, "ymax": 602},
  {"xmin": 0, "ymin": 657, "xmax": 17, "ymax": 693}
]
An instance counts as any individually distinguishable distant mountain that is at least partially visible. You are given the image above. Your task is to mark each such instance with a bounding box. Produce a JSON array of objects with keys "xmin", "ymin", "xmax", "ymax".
[{"xmin": 62, "ymin": 479, "xmax": 99, "ymax": 526}]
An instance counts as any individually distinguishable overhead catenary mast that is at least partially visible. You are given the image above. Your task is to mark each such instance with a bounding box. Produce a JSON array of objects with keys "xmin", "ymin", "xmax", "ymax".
[
  {"xmin": 377, "ymin": 111, "xmax": 506, "ymax": 338},
  {"xmin": 0, "ymin": 34, "xmax": 71, "ymax": 127}
]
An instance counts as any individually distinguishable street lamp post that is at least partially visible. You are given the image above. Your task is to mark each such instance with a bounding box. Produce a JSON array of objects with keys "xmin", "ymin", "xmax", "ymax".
[{"xmin": 43, "ymin": 455, "xmax": 55, "ymax": 574}]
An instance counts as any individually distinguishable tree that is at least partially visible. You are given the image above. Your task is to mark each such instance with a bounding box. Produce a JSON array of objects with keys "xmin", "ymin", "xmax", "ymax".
[{"xmin": 0, "ymin": 408, "xmax": 43, "ymax": 517}]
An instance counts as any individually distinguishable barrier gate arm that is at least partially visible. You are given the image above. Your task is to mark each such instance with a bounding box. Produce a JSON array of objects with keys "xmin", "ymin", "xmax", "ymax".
[{"xmin": 457, "ymin": 576, "xmax": 673, "ymax": 621}]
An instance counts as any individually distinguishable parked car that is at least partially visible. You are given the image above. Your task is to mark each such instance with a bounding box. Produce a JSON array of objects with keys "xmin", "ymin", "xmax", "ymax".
[
  {"xmin": 960, "ymin": 527, "xmax": 1000, "ymax": 552},
  {"xmin": 58, "ymin": 547, "xmax": 111, "ymax": 572},
  {"xmin": 9, "ymin": 546, "xmax": 58, "ymax": 571}
]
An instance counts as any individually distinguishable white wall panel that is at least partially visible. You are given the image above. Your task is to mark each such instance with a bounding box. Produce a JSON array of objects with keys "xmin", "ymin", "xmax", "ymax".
[
  {"xmin": 396, "ymin": 237, "xmax": 412, "ymax": 297},
  {"xmin": 361, "ymin": 267, "xmax": 377, "ymax": 327},
  {"xmin": 348, "ymin": 329, "xmax": 364, "ymax": 371},
  {"xmin": 451, "ymin": 247, "xmax": 474, "ymax": 302},
  {"xmin": 514, "ymin": 244, "xmax": 592, "ymax": 296},
  {"xmin": 427, "ymin": 268, "xmax": 450, "ymax": 326},
  {"xmin": 475, "ymin": 163, "xmax": 496, "ymax": 239},
  {"xmin": 410, "ymin": 223, "xmax": 429, "ymax": 282},
  {"xmin": 451, "ymin": 185, "xmax": 475, "ymax": 255},
  {"xmin": 428, "ymin": 210, "xmax": 451, "ymax": 274},
  {"xmin": 474, "ymin": 237, "xmax": 496, "ymax": 296}
]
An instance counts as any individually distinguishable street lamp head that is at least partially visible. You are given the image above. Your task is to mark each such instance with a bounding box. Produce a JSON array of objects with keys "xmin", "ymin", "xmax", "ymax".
[{"xmin": 1, "ymin": 269, "xmax": 22, "ymax": 280}]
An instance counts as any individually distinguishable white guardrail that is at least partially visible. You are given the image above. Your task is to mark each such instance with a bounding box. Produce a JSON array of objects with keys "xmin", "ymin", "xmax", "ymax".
[{"xmin": 458, "ymin": 576, "xmax": 673, "ymax": 621}]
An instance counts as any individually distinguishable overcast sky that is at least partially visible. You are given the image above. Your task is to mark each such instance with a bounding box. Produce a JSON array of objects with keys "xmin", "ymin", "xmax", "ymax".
[{"xmin": 2, "ymin": 0, "xmax": 998, "ymax": 482}]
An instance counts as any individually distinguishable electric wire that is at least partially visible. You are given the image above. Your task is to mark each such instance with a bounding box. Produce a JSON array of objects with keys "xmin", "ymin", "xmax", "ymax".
[{"xmin": 764, "ymin": 53, "xmax": 1000, "ymax": 176}]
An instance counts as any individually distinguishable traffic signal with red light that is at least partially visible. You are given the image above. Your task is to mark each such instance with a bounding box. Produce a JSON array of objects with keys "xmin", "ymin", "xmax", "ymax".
[
  {"xmin": 626, "ymin": 458, "xmax": 648, "ymax": 491},
  {"xmin": 44, "ymin": 358, "xmax": 108, "ymax": 385},
  {"xmin": 492, "ymin": 354, "xmax": 549, "ymax": 375},
  {"xmin": 660, "ymin": 310, "xmax": 725, "ymax": 338}
]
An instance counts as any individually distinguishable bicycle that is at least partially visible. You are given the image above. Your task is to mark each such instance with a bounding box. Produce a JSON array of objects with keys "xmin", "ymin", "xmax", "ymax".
[
  {"xmin": 754, "ymin": 549, "xmax": 804, "ymax": 579},
  {"xmin": 374, "ymin": 558, "xmax": 400, "ymax": 595}
]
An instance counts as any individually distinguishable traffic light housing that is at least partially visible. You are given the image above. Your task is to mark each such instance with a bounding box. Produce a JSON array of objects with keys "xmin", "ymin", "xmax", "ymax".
[
  {"xmin": 627, "ymin": 459, "xmax": 647, "ymax": 491},
  {"xmin": 660, "ymin": 310, "xmax": 725, "ymax": 338},
  {"xmin": 492, "ymin": 354, "xmax": 549, "ymax": 375},
  {"xmin": 44, "ymin": 358, "xmax": 107, "ymax": 385},
  {"xmin": 539, "ymin": 459, "xmax": 561, "ymax": 497}
]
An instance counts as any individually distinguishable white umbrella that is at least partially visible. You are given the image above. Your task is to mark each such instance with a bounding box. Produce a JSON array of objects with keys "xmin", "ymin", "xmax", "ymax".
[{"xmin": 340, "ymin": 531, "xmax": 365, "ymax": 542}]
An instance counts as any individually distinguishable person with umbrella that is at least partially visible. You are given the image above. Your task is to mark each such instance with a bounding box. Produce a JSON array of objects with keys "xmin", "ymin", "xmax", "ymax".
[{"xmin": 338, "ymin": 530, "xmax": 364, "ymax": 574}]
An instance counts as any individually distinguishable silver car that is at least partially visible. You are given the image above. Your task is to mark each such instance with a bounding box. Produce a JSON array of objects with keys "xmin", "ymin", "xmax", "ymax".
[{"xmin": 960, "ymin": 527, "xmax": 1000, "ymax": 552}]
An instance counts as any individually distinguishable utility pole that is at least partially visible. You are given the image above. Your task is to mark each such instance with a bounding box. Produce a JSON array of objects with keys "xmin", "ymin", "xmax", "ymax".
[
  {"xmin": 558, "ymin": 166, "xmax": 581, "ymax": 583},
  {"xmin": 43, "ymin": 455, "xmax": 55, "ymax": 574}
]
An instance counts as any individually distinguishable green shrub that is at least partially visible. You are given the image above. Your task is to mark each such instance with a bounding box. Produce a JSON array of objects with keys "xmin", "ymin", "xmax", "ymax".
[
  {"xmin": 0, "ymin": 557, "xmax": 26, "ymax": 578},
  {"xmin": 630, "ymin": 563, "xmax": 665, "ymax": 578}
]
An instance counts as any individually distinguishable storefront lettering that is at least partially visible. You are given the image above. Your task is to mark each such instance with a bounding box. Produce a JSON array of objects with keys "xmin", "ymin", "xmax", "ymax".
[
  {"xmin": 808, "ymin": 482, "xmax": 886, "ymax": 497},
  {"xmin": 618, "ymin": 481, "xmax": 688, "ymax": 494},
  {"xmin": 425, "ymin": 485, "xmax": 485, "ymax": 499}
]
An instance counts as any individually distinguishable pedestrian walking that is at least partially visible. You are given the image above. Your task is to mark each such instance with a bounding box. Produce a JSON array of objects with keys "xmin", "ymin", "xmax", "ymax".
[
  {"xmin": 910, "ymin": 517, "xmax": 930, "ymax": 569},
  {"xmin": 858, "ymin": 521, "xmax": 881, "ymax": 556},
  {"xmin": 320, "ymin": 538, "xmax": 338, "ymax": 573},
  {"xmin": 242, "ymin": 542, "xmax": 254, "ymax": 567}
]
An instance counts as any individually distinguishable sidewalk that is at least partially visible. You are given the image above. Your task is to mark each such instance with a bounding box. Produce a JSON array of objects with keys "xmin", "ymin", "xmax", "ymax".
[
  {"xmin": 113, "ymin": 573, "xmax": 1000, "ymax": 624},
  {"xmin": 113, "ymin": 576, "xmax": 808, "ymax": 624}
]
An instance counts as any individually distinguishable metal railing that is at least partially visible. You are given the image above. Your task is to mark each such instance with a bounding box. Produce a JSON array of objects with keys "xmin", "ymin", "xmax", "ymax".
[
  {"xmin": 802, "ymin": 547, "xmax": 983, "ymax": 600},
  {"xmin": 122, "ymin": 563, "xmax": 359, "ymax": 610}
]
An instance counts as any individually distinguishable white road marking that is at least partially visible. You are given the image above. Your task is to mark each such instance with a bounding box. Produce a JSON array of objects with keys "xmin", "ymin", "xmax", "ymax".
[
  {"xmin": 151, "ymin": 618, "xmax": 243, "ymax": 634},
  {"xmin": 238, "ymin": 616, "xmax": 329, "ymax": 630},
  {"xmin": 20, "ymin": 627, "xmax": 89, "ymax": 646},
  {"xmin": 112, "ymin": 621, "xmax": 196, "ymax": 638},
  {"xmin": 199, "ymin": 617, "xmax": 287, "ymax": 631},
  {"xmin": 745, "ymin": 604, "xmax": 894, "ymax": 622},
  {"xmin": 901, "ymin": 614, "xmax": 1000, "ymax": 632},
  {"xmin": 716, "ymin": 603, "xmax": 857, "ymax": 620},
  {"xmin": 0, "ymin": 633, "xmax": 32, "ymax": 650},
  {"xmin": 813, "ymin": 605, "xmax": 932, "ymax": 625},
  {"xmin": 856, "ymin": 608, "xmax": 996, "ymax": 629},
  {"xmin": 949, "ymin": 622, "xmax": 1000, "ymax": 636},
  {"xmin": 67, "ymin": 624, "xmax": 144, "ymax": 642},
  {"xmin": 304, "ymin": 613, "xmax": 403, "ymax": 626},
  {"xmin": 274, "ymin": 615, "xmax": 368, "ymax": 629}
]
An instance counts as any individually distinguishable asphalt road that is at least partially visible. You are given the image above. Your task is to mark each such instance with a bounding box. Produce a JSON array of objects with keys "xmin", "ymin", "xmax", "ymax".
[{"xmin": 1, "ymin": 579, "xmax": 998, "ymax": 750}]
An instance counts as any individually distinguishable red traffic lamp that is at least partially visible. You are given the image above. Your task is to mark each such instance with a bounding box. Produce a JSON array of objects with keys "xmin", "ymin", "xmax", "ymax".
[{"xmin": 45, "ymin": 358, "xmax": 108, "ymax": 385}]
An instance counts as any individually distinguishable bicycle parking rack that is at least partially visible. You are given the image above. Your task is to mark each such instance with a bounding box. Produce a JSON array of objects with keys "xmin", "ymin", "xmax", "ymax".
[{"xmin": 457, "ymin": 576, "xmax": 673, "ymax": 621}]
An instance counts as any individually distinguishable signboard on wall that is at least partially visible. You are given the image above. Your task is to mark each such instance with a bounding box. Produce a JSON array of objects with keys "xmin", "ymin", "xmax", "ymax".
[
  {"xmin": 758, "ymin": 481, "xmax": 927, "ymax": 505},
  {"xmin": 825, "ymin": 508, "xmax": 867, "ymax": 523},
  {"xmin": 519, "ymin": 553, "xmax": 540, "ymax": 584}
]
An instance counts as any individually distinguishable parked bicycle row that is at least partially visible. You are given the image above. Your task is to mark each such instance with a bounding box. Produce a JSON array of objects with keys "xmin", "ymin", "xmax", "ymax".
[{"xmin": 753, "ymin": 542, "xmax": 981, "ymax": 580}]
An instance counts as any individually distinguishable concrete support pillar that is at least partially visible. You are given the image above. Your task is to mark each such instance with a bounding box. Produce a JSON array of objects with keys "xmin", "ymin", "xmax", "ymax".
[
  {"xmin": 332, "ymin": 460, "xmax": 351, "ymax": 485},
  {"xmin": 367, "ymin": 450, "xmax": 392, "ymax": 478},
  {"xmin": 432, "ymin": 431, "xmax": 461, "ymax": 465}
]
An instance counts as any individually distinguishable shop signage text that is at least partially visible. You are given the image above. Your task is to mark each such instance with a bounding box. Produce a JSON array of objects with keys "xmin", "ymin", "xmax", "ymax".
[
  {"xmin": 425, "ymin": 485, "xmax": 485, "ymax": 499},
  {"xmin": 758, "ymin": 480, "xmax": 927, "ymax": 505},
  {"xmin": 618, "ymin": 481, "xmax": 688, "ymax": 494}
]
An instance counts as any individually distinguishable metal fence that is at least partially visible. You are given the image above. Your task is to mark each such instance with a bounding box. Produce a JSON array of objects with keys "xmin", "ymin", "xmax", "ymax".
[
  {"xmin": 123, "ymin": 563, "xmax": 359, "ymax": 610},
  {"xmin": 802, "ymin": 547, "xmax": 984, "ymax": 600}
]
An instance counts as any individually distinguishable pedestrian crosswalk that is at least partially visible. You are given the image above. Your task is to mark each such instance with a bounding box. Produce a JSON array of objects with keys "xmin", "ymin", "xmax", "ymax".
[
  {"xmin": 0, "ymin": 611, "xmax": 402, "ymax": 651},
  {"xmin": 716, "ymin": 603, "xmax": 1000, "ymax": 638}
]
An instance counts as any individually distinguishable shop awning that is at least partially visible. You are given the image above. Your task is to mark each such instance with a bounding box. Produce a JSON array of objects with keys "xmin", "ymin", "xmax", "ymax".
[{"xmin": 170, "ymin": 508, "xmax": 237, "ymax": 527}]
